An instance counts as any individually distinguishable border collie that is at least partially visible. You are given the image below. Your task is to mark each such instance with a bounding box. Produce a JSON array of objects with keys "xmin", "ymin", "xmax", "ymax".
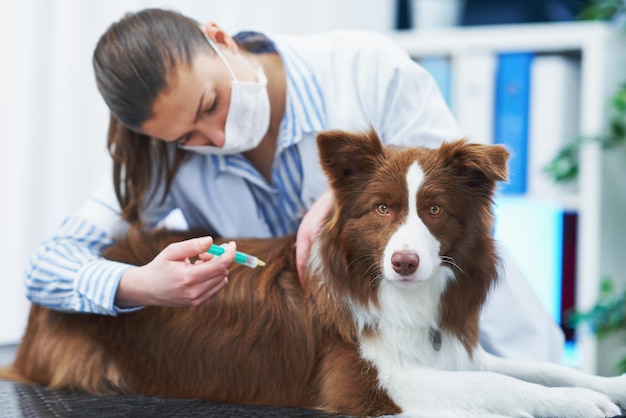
[{"xmin": 2, "ymin": 130, "xmax": 625, "ymax": 417}]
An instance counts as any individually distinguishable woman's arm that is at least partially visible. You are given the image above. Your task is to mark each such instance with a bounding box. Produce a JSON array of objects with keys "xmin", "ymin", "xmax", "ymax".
[
  {"xmin": 24, "ymin": 173, "xmax": 234, "ymax": 315},
  {"xmin": 25, "ymin": 214, "xmax": 134, "ymax": 314},
  {"xmin": 26, "ymin": 216, "xmax": 235, "ymax": 314}
]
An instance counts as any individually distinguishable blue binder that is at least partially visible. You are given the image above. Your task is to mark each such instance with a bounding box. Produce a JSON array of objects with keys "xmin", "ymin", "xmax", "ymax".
[{"xmin": 493, "ymin": 52, "xmax": 533, "ymax": 194}]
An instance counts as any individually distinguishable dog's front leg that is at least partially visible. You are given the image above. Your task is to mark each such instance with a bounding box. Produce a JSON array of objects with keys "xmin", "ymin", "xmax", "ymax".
[
  {"xmin": 380, "ymin": 367, "xmax": 620, "ymax": 417},
  {"xmin": 474, "ymin": 346, "xmax": 626, "ymax": 410}
]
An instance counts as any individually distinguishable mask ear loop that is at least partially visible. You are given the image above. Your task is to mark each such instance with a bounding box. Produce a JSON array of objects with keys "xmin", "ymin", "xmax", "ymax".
[
  {"xmin": 237, "ymin": 55, "xmax": 267, "ymax": 83},
  {"xmin": 199, "ymin": 26, "xmax": 264, "ymax": 83},
  {"xmin": 200, "ymin": 28, "xmax": 238, "ymax": 81}
]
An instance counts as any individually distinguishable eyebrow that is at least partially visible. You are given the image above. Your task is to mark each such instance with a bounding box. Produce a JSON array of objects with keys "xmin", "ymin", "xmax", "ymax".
[{"xmin": 173, "ymin": 90, "xmax": 205, "ymax": 143}]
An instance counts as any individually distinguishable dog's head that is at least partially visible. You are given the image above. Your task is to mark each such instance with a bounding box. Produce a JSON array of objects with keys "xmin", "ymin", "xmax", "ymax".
[{"xmin": 313, "ymin": 129, "xmax": 508, "ymax": 344}]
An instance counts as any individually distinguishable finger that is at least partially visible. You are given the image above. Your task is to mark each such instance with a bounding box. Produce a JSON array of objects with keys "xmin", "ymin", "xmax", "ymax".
[
  {"xmin": 162, "ymin": 236, "xmax": 214, "ymax": 261},
  {"xmin": 295, "ymin": 239, "xmax": 307, "ymax": 280},
  {"xmin": 191, "ymin": 277, "xmax": 229, "ymax": 306},
  {"xmin": 195, "ymin": 251, "xmax": 215, "ymax": 262},
  {"xmin": 186, "ymin": 245, "xmax": 237, "ymax": 285},
  {"xmin": 205, "ymin": 277, "xmax": 228, "ymax": 299},
  {"xmin": 206, "ymin": 241, "xmax": 237, "ymax": 267},
  {"xmin": 194, "ymin": 241, "xmax": 237, "ymax": 265},
  {"xmin": 186, "ymin": 258, "xmax": 229, "ymax": 284}
]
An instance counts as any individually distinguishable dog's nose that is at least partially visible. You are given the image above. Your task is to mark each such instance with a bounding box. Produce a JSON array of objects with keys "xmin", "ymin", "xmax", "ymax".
[{"xmin": 391, "ymin": 251, "xmax": 420, "ymax": 275}]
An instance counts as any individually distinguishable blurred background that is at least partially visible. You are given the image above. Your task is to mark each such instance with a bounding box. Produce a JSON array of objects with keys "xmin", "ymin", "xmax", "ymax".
[{"xmin": 2, "ymin": 0, "xmax": 614, "ymax": 369}]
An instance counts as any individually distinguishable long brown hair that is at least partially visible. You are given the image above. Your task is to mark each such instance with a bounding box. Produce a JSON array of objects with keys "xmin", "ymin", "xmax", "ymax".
[
  {"xmin": 93, "ymin": 9, "xmax": 209, "ymax": 224},
  {"xmin": 93, "ymin": 8, "xmax": 273, "ymax": 225}
]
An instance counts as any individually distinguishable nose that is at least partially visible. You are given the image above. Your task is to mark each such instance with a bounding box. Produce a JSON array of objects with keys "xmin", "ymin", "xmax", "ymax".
[
  {"xmin": 391, "ymin": 251, "xmax": 420, "ymax": 276},
  {"xmin": 187, "ymin": 121, "xmax": 225, "ymax": 147}
]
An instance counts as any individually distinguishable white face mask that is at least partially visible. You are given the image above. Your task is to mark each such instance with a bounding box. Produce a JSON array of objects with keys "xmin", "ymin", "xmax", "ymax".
[{"xmin": 179, "ymin": 34, "xmax": 271, "ymax": 155}]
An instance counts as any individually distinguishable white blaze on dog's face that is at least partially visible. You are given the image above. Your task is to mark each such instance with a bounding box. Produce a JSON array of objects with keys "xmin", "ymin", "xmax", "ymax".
[
  {"xmin": 382, "ymin": 162, "xmax": 441, "ymax": 286},
  {"xmin": 315, "ymin": 129, "xmax": 508, "ymax": 312}
]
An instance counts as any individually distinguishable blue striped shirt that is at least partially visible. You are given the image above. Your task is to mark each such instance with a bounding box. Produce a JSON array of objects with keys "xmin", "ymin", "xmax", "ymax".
[
  {"xmin": 211, "ymin": 41, "xmax": 326, "ymax": 236},
  {"xmin": 25, "ymin": 216, "xmax": 134, "ymax": 314}
]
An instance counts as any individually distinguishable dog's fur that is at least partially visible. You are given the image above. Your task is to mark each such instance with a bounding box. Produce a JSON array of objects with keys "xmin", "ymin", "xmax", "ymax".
[{"xmin": 2, "ymin": 130, "xmax": 625, "ymax": 417}]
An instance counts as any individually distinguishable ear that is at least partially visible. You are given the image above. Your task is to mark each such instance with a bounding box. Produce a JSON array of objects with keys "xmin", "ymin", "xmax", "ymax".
[
  {"xmin": 440, "ymin": 139, "xmax": 509, "ymax": 186},
  {"xmin": 317, "ymin": 128, "xmax": 385, "ymax": 196},
  {"xmin": 202, "ymin": 21, "xmax": 239, "ymax": 54}
]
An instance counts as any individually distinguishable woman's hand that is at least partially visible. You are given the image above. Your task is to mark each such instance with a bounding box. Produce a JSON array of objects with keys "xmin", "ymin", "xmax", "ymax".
[
  {"xmin": 116, "ymin": 236, "xmax": 235, "ymax": 308},
  {"xmin": 296, "ymin": 190, "xmax": 333, "ymax": 282}
]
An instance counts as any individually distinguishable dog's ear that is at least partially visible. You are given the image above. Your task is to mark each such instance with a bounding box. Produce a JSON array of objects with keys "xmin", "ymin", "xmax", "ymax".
[
  {"xmin": 440, "ymin": 139, "xmax": 509, "ymax": 187},
  {"xmin": 317, "ymin": 128, "xmax": 385, "ymax": 194}
]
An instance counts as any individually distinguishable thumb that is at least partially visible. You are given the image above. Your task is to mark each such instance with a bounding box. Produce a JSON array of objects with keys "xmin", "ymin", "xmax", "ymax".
[
  {"xmin": 295, "ymin": 237, "xmax": 308, "ymax": 285},
  {"xmin": 161, "ymin": 236, "xmax": 214, "ymax": 261}
]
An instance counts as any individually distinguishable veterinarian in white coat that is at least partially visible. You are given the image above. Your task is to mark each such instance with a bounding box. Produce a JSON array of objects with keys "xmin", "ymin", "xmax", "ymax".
[{"xmin": 25, "ymin": 8, "xmax": 563, "ymax": 363}]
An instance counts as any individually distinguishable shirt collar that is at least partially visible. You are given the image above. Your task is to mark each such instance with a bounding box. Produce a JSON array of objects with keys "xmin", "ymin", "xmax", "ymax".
[
  {"xmin": 274, "ymin": 38, "xmax": 327, "ymax": 143},
  {"xmin": 210, "ymin": 35, "xmax": 327, "ymax": 179}
]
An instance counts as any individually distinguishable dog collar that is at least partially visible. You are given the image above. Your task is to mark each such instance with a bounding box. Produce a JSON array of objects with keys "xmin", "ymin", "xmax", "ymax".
[{"xmin": 430, "ymin": 327, "xmax": 442, "ymax": 351}]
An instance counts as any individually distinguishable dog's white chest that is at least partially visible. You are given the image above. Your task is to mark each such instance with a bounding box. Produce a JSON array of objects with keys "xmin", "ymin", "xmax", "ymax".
[
  {"xmin": 359, "ymin": 324, "xmax": 473, "ymax": 374},
  {"xmin": 352, "ymin": 277, "xmax": 475, "ymax": 374}
]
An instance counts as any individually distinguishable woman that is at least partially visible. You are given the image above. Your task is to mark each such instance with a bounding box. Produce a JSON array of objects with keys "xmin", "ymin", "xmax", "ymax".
[{"xmin": 25, "ymin": 8, "xmax": 563, "ymax": 362}]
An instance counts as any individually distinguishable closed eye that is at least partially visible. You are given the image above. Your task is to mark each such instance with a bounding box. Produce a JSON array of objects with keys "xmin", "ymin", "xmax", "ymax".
[
  {"xmin": 175, "ymin": 96, "xmax": 218, "ymax": 146},
  {"xmin": 203, "ymin": 96, "xmax": 218, "ymax": 116}
]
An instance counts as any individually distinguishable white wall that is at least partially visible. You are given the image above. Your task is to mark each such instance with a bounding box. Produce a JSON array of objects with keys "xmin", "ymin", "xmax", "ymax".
[{"xmin": 0, "ymin": 0, "xmax": 397, "ymax": 344}]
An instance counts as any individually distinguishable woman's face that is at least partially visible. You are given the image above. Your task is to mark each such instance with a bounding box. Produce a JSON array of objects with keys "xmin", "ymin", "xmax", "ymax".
[{"xmin": 140, "ymin": 47, "xmax": 257, "ymax": 148}]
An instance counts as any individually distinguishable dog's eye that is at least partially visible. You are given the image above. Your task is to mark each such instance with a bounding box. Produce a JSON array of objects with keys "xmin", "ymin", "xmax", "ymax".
[
  {"xmin": 429, "ymin": 205, "xmax": 442, "ymax": 216},
  {"xmin": 376, "ymin": 204, "xmax": 390, "ymax": 215}
]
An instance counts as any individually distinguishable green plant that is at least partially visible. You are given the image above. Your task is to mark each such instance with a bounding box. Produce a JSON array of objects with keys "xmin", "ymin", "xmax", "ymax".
[
  {"xmin": 569, "ymin": 278, "xmax": 626, "ymax": 373},
  {"xmin": 579, "ymin": 0, "xmax": 626, "ymax": 20},
  {"xmin": 570, "ymin": 279, "xmax": 626, "ymax": 338},
  {"xmin": 554, "ymin": 0, "xmax": 626, "ymax": 374},
  {"xmin": 546, "ymin": 0, "xmax": 626, "ymax": 183},
  {"xmin": 546, "ymin": 84, "xmax": 626, "ymax": 182}
]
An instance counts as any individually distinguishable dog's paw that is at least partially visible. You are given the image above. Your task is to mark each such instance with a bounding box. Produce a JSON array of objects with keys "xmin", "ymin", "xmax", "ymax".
[
  {"xmin": 538, "ymin": 387, "xmax": 622, "ymax": 418},
  {"xmin": 597, "ymin": 373, "xmax": 626, "ymax": 409}
]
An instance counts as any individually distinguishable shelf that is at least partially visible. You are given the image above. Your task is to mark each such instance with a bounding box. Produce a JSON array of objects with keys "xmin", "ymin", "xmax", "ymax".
[
  {"xmin": 389, "ymin": 21, "xmax": 626, "ymax": 375},
  {"xmin": 388, "ymin": 21, "xmax": 621, "ymax": 55}
]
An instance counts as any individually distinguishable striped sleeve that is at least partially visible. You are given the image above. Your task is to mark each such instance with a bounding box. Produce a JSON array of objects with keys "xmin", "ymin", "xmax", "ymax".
[{"xmin": 24, "ymin": 216, "xmax": 141, "ymax": 315}]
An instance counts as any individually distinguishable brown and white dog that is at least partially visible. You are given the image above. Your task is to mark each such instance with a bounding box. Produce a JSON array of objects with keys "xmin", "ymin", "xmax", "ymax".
[{"xmin": 1, "ymin": 130, "xmax": 625, "ymax": 417}]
